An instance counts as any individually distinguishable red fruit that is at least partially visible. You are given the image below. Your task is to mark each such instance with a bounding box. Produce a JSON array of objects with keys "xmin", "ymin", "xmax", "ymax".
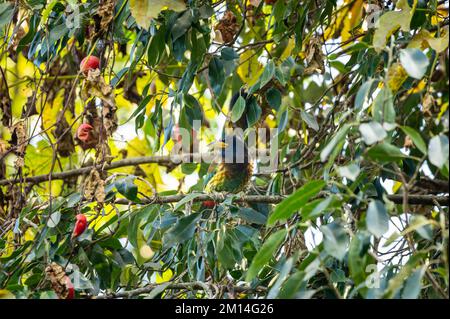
[
  {"xmin": 65, "ymin": 276, "xmax": 75, "ymax": 299},
  {"xmin": 203, "ymin": 200, "xmax": 216, "ymax": 208},
  {"xmin": 80, "ymin": 56, "xmax": 100, "ymax": 74},
  {"xmin": 71, "ymin": 214, "xmax": 88, "ymax": 239},
  {"xmin": 173, "ymin": 125, "xmax": 182, "ymax": 143},
  {"xmin": 76, "ymin": 123, "xmax": 94, "ymax": 143}
]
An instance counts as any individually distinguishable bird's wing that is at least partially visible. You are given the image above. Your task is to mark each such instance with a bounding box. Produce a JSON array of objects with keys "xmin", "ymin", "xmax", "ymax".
[{"xmin": 203, "ymin": 159, "xmax": 219, "ymax": 190}]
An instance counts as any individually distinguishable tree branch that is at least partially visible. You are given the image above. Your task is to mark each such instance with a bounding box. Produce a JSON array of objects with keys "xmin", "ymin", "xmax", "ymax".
[
  {"xmin": 0, "ymin": 154, "xmax": 192, "ymax": 186},
  {"xmin": 94, "ymin": 281, "xmax": 267, "ymax": 299},
  {"xmin": 2, "ymin": 154, "xmax": 448, "ymax": 196},
  {"xmin": 114, "ymin": 193, "xmax": 449, "ymax": 207}
]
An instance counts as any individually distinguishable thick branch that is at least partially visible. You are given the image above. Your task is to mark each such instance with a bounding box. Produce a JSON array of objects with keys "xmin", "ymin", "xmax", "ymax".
[
  {"xmin": 114, "ymin": 193, "xmax": 449, "ymax": 207},
  {"xmin": 94, "ymin": 281, "xmax": 267, "ymax": 299},
  {"xmin": 1, "ymin": 154, "xmax": 448, "ymax": 196},
  {"xmin": 0, "ymin": 154, "xmax": 191, "ymax": 186}
]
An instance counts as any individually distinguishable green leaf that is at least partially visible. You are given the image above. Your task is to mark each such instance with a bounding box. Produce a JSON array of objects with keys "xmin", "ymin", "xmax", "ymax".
[
  {"xmin": 355, "ymin": 79, "xmax": 376, "ymax": 110},
  {"xmin": 348, "ymin": 231, "xmax": 372, "ymax": 286},
  {"xmin": 366, "ymin": 142, "xmax": 405, "ymax": 162},
  {"xmin": 145, "ymin": 282, "xmax": 171, "ymax": 299},
  {"xmin": 128, "ymin": 206, "xmax": 155, "ymax": 248},
  {"xmin": 321, "ymin": 222, "xmax": 349, "ymax": 261},
  {"xmin": 383, "ymin": 253, "xmax": 424, "ymax": 298},
  {"xmin": 173, "ymin": 193, "xmax": 203, "ymax": 211},
  {"xmin": 230, "ymin": 96, "xmax": 246, "ymax": 123},
  {"xmin": 164, "ymin": 213, "xmax": 201, "ymax": 245},
  {"xmin": 246, "ymin": 98, "xmax": 262, "ymax": 127},
  {"xmin": 237, "ymin": 207, "xmax": 267, "ymax": 225},
  {"xmin": 115, "ymin": 177, "xmax": 139, "ymax": 201},
  {"xmin": 278, "ymin": 271, "xmax": 305, "ymax": 299},
  {"xmin": 0, "ymin": 3, "xmax": 14, "ymax": 28},
  {"xmin": 320, "ymin": 124, "xmax": 351, "ymax": 162},
  {"xmin": 359, "ymin": 121, "xmax": 387, "ymax": 145},
  {"xmin": 301, "ymin": 196, "xmax": 335, "ymax": 221},
  {"xmin": 148, "ymin": 27, "xmax": 167, "ymax": 67},
  {"xmin": 401, "ymin": 266, "xmax": 425, "ymax": 299},
  {"xmin": 337, "ymin": 164, "xmax": 360, "ymax": 181},
  {"xmin": 245, "ymin": 229, "xmax": 287, "ymax": 282},
  {"xmin": 265, "ymin": 87, "xmax": 282, "ymax": 111},
  {"xmin": 47, "ymin": 211, "xmax": 61, "ymax": 228},
  {"xmin": 411, "ymin": 216, "xmax": 433, "ymax": 240},
  {"xmin": 208, "ymin": 57, "xmax": 225, "ymax": 96},
  {"xmin": 366, "ymin": 200, "xmax": 389, "ymax": 238},
  {"xmin": 171, "ymin": 10, "xmax": 193, "ymax": 41},
  {"xmin": 267, "ymin": 257, "xmax": 294, "ymax": 298},
  {"xmin": 300, "ymin": 110, "xmax": 319, "ymax": 131},
  {"xmin": 261, "ymin": 60, "xmax": 275, "ymax": 87},
  {"xmin": 400, "ymin": 126, "xmax": 427, "ymax": 155},
  {"xmin": 221, "ymin": 47, "xmax": 239, "ymax": 60},
  {"xmin": 399, "ymin": 48, "xmax": 429, "ymax": 79},
  {"xmin": 267, "ymin": 180, "xmax": 326, "ymax": 225},
  {"xmin": 372, "ymin": 88, "xmax": 395, "ymax": 124},
  {"xmin": 428, "ymin": 135, "xmax": 449, "ymax": 169},
  {"xmin": 372, "ymin": 0, "xmax": 412, "ymax": 52}
]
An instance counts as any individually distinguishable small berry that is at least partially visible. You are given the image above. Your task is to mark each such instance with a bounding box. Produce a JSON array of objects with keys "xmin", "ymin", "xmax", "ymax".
[
  {"xmin": 76, "ymin": 123, "xmax": 94, "ymax": 143},
  {"xmin": 80, "ymin": 56, "xmax": 100, "ymax": 74},
  {"xmin": 71, "ymin": 214, "xmax": 88, "ymax": 239}
]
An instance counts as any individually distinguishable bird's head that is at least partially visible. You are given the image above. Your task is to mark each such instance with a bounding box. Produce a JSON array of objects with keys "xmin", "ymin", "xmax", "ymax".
[{"xmin": 208, "ymin": 135, "xmax": 249, "ymax": 163}]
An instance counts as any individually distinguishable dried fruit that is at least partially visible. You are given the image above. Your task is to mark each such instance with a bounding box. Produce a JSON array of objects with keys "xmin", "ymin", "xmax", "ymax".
[
  {"xmin": 304, "ymin": 37, "xmax": 325, "ymax": 75},
  {"xmin": 45, "ymin": 262, "xmax": 75, "ymax": 299},
  {"xmin": 53, "ymin": 112, "xmax": 75, "ymax": 157},
  {"xmin": 83, "ymin": 168, "xmax": 106, "ymax": 204},
  {"xmin": 97, "ymin": 0, "xmax": 117, "ymax": 32},
  {"xmin": 215, "ymin": 11, "xmax": 240, "ymax": 44},
  {"xmin": 81, "ymin": 68, "xmax": 115, "ymax": 108}
]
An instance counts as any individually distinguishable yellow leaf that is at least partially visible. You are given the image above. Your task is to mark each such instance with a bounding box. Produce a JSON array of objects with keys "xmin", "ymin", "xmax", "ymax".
[
  {"xmin": 129, "ymin": 0, "xmax": 186, "ymax": 30},
  {"xmin": 156, "ymin": 267, "xmax": 173, "ymax": 283},
  {"xmin": 0, "ymin": 290, "xmax": 15, "ymax": 299},
  {"xmin": 373, "ymin": 0, "xmax": 414, "ymax": 52},
  {"xmin": 393, "ymin": 181, "xmax": 403, "ymax": 194},
  {"xmin": 323, "ymin": 2, "xmax": 350, "ymax": 40},
  {"xmin": 90, "ymin": 206, "xmax": 115, "ymax": 232},
  {"xmin": 24, "ymin": 227, "xmax": 37, "ymax": 242},
  {"xmin": 438, "ymin": 102, "xmax": 448, "ymax": 120},
  {"xmin": 237, "ymin": 50, "xmax": 263, "ymax": 86},
  {"xmin": 407, "ymin": 79, "xmax": 426, "ymax": 94},
  {"xmin": 0, "ymin": 231, "xmax": 15, "ymax": 258},
  {"xmin": 408, "ymin": 27, "xmax": 449, "ymax": 53},
  {"xmin": 280, "ymin": 38, "xmax": 295, "ymax": 61},
  {"xmin": 387, "ymin": 63, "xmax": 408, "ymax": 93},
  {"xmin": 341, "ymin": 0, "xmax": 364, "ymax": 42}
]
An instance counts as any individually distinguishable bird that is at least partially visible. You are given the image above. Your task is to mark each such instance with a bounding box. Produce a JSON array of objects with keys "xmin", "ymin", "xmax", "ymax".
[{"xmin": 203, "ymin": 134, "xmax": 253, "ymax": 194}]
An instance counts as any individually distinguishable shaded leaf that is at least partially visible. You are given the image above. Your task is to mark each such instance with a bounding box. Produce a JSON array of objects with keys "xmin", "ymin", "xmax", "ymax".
[
  {"xmin": 366, "ymin": 200, "xmax": 389, "ymax": 238},
  {"xmin": 246, "ymin": 229, "xmax": 287, "ymax": 282},
  {"xmin": 267, "ymin": 180, "xmax": 326, "ymax": 225}
]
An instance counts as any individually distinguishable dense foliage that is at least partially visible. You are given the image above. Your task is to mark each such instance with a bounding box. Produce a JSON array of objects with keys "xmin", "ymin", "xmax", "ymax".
[{"xmin": 0, "ymin": 0, "xmax": 449, "ymax": 299}]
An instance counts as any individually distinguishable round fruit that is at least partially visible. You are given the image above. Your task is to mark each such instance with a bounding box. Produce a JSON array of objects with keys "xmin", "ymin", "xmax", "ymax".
[
  {"xmin": 76, "ymin": 123, "xmax": 94, "ymax": 142},
  {"xmin": 80, "ymin": 56, "xmax": 100, "ymax": 74},
  {"xmin": 203, "ymin": 200, "xmax": 216, "ymax": 208}
]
